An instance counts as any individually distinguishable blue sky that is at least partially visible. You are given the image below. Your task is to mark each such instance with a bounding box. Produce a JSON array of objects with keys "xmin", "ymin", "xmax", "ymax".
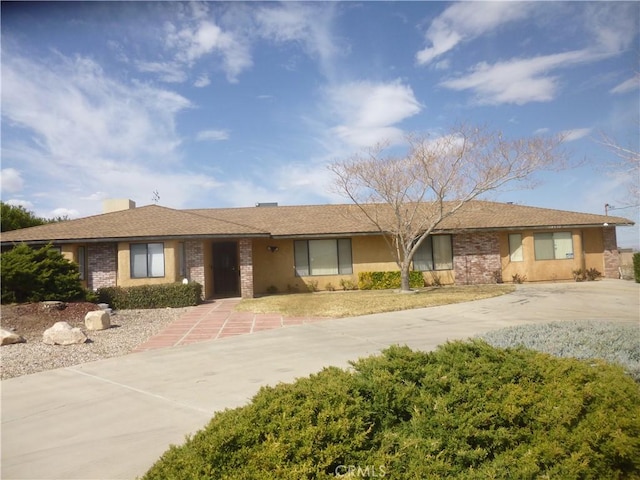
[{"xmin": 1, "ymin": 1, "xmax": 639, "ymax": 248}]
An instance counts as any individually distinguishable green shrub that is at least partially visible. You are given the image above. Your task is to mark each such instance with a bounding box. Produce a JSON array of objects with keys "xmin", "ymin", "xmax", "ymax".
[
  {"xmin": 1, "ymin": 243, "xmax": 87, "ymax": 303},
  {"xmin": 634, "ymin": 253, "xmax": 640, "ymax": 283},
  {"xmin": 97, "ymin": 282, "xmax": 202, "ymax": 309},
  {"xmin": 358, "ymin": 271, "xmax": 424, "ymax": 290},
  {"xmin": 142, "ymin": 342, "xmax": 640, "ymax": 480}
]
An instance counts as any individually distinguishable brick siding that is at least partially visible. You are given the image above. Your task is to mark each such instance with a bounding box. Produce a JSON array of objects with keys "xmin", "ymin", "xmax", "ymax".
[
  {"xmin": 87, "ymin": 243, "xmax": 117, "ymax": 290},
  {"xmin": 185, "ymin": 240, "xmax": 205, "ymax": 287},
  {"xmin": 602, "ymin": 227, "xmax": 620, "ymax": 279},
  {"xmin": 239, "ymin": 238, "xmax": 254, "ymax": 298},
  {"xmin": 453, "ymin": 232, "xmax": 501, "ymax": 285}
]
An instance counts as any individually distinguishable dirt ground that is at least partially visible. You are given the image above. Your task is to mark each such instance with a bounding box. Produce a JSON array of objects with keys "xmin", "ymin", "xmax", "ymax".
[{"xmin": 0, "ymin": 302, "xmax": 101, "ymax": 342}]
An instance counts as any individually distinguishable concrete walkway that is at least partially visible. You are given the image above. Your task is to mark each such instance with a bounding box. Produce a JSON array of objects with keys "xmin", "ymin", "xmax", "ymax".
[
  {"xmin": 133, "ymin": 299, "xmax": 328, "ymax": 352},
  {"xmin": 2, "ymin": 280, "xmax": 639, "ymax": 480}
]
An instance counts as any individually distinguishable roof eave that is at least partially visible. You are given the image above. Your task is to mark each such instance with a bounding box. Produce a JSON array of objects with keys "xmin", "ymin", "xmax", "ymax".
[{"xmin": 0, "ymin": 232, "xmax": 270, "ymax": 246}]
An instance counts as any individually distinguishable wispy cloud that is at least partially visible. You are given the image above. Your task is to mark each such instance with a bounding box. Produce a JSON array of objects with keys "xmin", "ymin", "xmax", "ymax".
[
  {"xmin": 561, "ymin": 128, "xmax": 592, "ymax": 142},
  {"xmin": 416, "ymin": 2, "xmax": 534, "ymax": 66},
  {"xmin": 196, "ymin": 129, "xmax": 230, "ymax": 141},
  {"xmin": 428, "ymin": 2, "xmax": 638, "ymax": 105},
  {"xmin": 163, "ymin": 17, "xmax": 252, "ymax": 83},
  {"xmin": 254, "ymin": 2, "xmax": 341, "ymax": 79},
  {"xmin": 0, "ymin": 168, "xmax": 24, "ymax": 193},
  {"xmin": 611, "ymin": 75, "xmax": 640, "ymax": 95},
  {"xmin": 0, "ymin": 49, "xmax": 222, "ymax": 216},
  {"xmin": 325, "ymin": 80, "xmax": 422, "ymax": 147},
  {"xmin": 439, "ymin": 50, "xmax": 595, "ymax": 105},
  {"xmin": 193, "ymin": 73, "xmax": 211, "ymax": 87}
]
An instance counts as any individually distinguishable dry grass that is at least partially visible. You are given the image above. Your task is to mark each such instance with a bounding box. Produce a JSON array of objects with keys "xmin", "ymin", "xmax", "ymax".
[{"xmin": 236, "ymin": 284, "xmax": 515, "ymax": 318}]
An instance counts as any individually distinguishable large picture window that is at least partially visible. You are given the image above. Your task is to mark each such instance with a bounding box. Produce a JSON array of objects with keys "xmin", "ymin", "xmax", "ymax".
[
  {"xmin": 131, "ymin": 243, "xmax": 165, "ymax": 278},
  {"xmin": 413, "ymin": 235, "xmax": 453, "ymax": 271},
  {"xmin": 534, "ymin": 232, "xmax": 574, "ymax": 260},
  {"xmin": 294, "ymin": 239, "xmax": 353, "ymax": 276}
]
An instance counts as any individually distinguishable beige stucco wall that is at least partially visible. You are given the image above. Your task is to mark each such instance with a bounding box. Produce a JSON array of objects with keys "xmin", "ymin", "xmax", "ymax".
[
  {"xmin": 500, "ymin": 228, "xmax": 608, "ymax": 282},
  {"xmin": 251, "ymin": 235, "xmax": 454, "ymax": 294}
]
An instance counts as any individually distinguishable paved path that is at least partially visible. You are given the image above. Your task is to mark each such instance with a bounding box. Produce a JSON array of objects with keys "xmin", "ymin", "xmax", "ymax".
[
  {"xmin": 2, "ymin": 280, "xmax": 638, "ymax": 480},
  {"xmin": 133, "ymin": 299, "xmax": 328, "ymax": 352}
]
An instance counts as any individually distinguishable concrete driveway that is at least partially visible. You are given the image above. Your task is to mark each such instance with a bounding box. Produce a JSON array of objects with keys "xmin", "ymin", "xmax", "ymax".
[{"xmin": 2, "ymin": 280, "xmax": 638, "ymax": 480}]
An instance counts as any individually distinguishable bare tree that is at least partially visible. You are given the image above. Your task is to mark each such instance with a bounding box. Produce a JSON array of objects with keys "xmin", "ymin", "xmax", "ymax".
[
  {"xmin": 329, "ymin": 124, "xmax": 566, "ymax": 292},
  {"xmin": 598, "ymin": 131, "xmax": 640, "ymax": 204}
]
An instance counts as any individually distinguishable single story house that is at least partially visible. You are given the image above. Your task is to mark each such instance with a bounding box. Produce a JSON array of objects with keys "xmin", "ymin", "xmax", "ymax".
[{"xmin": 1, "ymin": 199, "xmax": 633, "ymax": 299}]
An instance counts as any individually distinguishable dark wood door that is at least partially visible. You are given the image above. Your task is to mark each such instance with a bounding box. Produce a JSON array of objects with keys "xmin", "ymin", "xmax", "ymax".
[{"xmin": 212, "ymin": 242, "xmax": 239, "ymax": 296}]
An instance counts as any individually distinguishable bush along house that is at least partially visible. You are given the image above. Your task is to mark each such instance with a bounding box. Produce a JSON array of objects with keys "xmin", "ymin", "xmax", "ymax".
[{"xmin": 1, "ymin": 199, "xmax": 633, "ymax": 299}]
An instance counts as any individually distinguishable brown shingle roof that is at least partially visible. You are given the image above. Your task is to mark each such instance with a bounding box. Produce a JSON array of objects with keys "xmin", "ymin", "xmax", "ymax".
[
  {"xmin": 0, "ymin": 205, "xmax": 268, "ymax": 243},
  {"xmin": 190, "ymin": 201, "xmax": 633, "ymax": 236},
  {"xmin": 1, "ymin": 201, "xmax": 633, "ymax": 244}
]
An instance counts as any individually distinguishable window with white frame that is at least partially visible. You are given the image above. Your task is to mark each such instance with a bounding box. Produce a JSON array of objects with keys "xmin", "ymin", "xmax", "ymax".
[
  {"xmin": 294, "ymin": 239, "xmax": 353, "ymax": 276},
  {"xmin": 509, "ymin": 234, "xmax": 523, "ymax": 262},
  {"xmin": 413, "ymin": 235, "xmax": 453, "ymax": 271},
  {"xmin": 131, "ymin": 243, "xmax": 165, "ymax": 278},
  {"xmin": 534, "ymin": 232, "xmax": 574, "ymax": 260}
]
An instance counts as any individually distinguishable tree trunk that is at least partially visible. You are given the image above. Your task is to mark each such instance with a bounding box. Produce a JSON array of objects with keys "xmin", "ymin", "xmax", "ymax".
[{"xmin": 400, "ymin": 262, "xmax": 412, "ymax": 292}]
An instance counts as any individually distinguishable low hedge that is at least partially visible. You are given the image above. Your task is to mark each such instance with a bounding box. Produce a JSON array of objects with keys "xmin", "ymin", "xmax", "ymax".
[
  {"xmin": 634, "ymin": 253, "xmax": 640, "ymax": 283},
  {"xmin": 142, "ymin": 341, "xmax": 640, "ymax": 479},
  {"xmin": 97, "ymin": 282, "xmax": 202, "ymax": 309},
  {"xmin": 358, "ymin": 271, "xmax": 424, "ymax": 290}
]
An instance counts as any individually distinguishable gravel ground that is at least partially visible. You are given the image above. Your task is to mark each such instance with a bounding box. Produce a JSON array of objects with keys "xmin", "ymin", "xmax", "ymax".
[
  {"xmin": 0, "ymin": 307, "xmax": 192, "ymax": 380},
  {"xmin": 479, "ymin": 320, "xmax": 640, "ymax": 382}
]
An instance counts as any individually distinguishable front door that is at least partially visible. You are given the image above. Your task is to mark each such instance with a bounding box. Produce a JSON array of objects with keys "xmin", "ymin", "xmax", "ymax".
[{"xmin": 212, "ymin": 241, "xmax": 239, "ymax": 296}]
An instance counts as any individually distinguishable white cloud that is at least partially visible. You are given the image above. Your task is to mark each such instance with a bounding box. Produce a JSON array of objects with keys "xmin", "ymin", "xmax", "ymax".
[
  {"xmin": 611, "ymin": 75, "xmax": 640, "ymax": 94},
  {"xmin": 255, "ymin": 3, "xmax": 340, "ymax": 78},
  {"xmin": 325, "ymin": 80, "xmax": 422, "ymax": 147},
  {"xmin": 416, "ymin": 2, "xmax": 534, "ymax": 66},
  {"xmin": 50, "ymin": 207, "xmax": 80, "ymax": 219},
  {"xmin": 1, "ymin": 168, "xmax": 24, "ymax": 193},
  {"xmin": 164, "ymin": 18, "xmax": 252, "ymax": 83},
  {"xmin": 561, "ymin": 128, "xmax": 592, "ymax": 142},
  {"xmin": 5, "ymin": 198, "xmax": 33, "ymax": 210},
  {"xmin": 196, "ymin": 129, "xmax": 230, "ymax": 141},
  {"xmin": 439, "ymin": 50, "xmax": 597, "ymax": 105},
  {"xmin": 1, "ymin": 49, "xmax": 223, "ymax": 216},
  {"xmin": 193, "ymin": 73, "xmax": 211, "ymax": 87},
  {"xmin": 135, "ymin": 60, "xmax": 188, "ymax": 83},
  {"xmin": 583, "ymin": 2, "xmax": 639, "ymax": 55}
]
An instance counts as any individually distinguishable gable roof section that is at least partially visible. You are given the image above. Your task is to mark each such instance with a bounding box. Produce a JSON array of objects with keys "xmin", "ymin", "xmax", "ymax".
[
  {"xmin": 190, "ymin": 201, "xmax": 633, "ymax": 237},
  {"xmin": 0, "ymin": 205, "xmax": 268, "ymax": 244},
  {"xmin": 1, "ymin": 201, "xmax": 633, "ymax": 244}
]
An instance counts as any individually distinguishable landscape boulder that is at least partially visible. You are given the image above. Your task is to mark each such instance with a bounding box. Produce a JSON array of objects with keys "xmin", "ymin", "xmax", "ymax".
[
  {"xmin": 85, "ymin": 310, "xmax": 111, "ymax": 331},
  {"xmin": 42, "ymin": 322, "xmax": 87, "ymax": 345},
  {"xmin": 1, "ymin": 328, "xmax": 26, "ymax": 346}
]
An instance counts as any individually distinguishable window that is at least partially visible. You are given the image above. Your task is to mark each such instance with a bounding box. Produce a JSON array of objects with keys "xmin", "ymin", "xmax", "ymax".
[
  {"xmin": 294, "ymin": 239, "xmax": 353, "ymax": 276},
  {"xmin": 131, "ymin": 243, "xmax": 165, "ymax": 278},
  {"xmin": 534, "ymin": 232, "xmax": 574, "ymax": 260},
  {"xmin": 509, "ymin": 234, "xmax": 523, "ymax": 262},
  {"xmin": 77, "ymin": 246, "xmax": 86, "ymax": 280},
  {"xmin": 413, "ymin": 235, "xmax": 453, "ymax": 271},
  {"xmin": 178, "ymin": 242, "xmax": 186, "ymax": 278}
]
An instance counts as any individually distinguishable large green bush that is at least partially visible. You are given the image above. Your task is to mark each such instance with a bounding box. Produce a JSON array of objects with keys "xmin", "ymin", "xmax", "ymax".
[
  {"xmin": 358, "ymin": 271, "xmax": 424, "ymax": 290},
  {"xmin": 633, "ymin": 252, "xmax": 640, "ymax": 283},
  {"xmin": 97, "ymin": 282, "xmax": 202, "ymax": 309},
  {"xmin": 142, "ymin": 342, "xmax": 640, "ymax": 480},
  {"xmin": 1, "ymin": 243, "xmax": 87, "ymax": 303}
]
